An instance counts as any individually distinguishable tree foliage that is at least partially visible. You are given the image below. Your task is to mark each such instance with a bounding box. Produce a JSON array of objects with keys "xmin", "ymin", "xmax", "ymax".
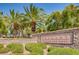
[{"xmin": 0, "ymin": 4, "xmax": 79, "ymax": 37}]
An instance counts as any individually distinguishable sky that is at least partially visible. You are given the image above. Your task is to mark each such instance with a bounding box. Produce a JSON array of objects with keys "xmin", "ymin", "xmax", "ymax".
[{"xmin": 0, "ymin": 3, "xmax": 78, "ymax": 15}]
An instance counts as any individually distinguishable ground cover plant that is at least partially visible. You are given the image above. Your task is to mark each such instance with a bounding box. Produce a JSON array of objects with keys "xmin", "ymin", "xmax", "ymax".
[
  {"xmin": 25, "ymin": 43, "xmax": 47, "ymax": 55},
  {"xmin": 48, "ymin": 47, "xmax": 79, "ymax": 55},
  {"xmin": 7, "ymin": 43, "xmax": 23, "ymax": 54},
  {"xmin": 0, "ymin": 44, "xmax": 4, "ymax": 48},
  {"xmin": 0, "ymin": 43, "xmax": 79, "ymax": 55},
  {"xmin": 0, "ymin": 44, "xmax": 9, "ymax": 53}
]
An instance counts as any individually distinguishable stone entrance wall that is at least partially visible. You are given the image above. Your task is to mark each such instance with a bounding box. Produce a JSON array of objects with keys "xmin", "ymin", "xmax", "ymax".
[
  {"xmin": 0, "ymin": 28, "xmax": 79, "ymax": 49},
  {"xmin": 32, "ymin": 28, "xmax": 79, "ymax": 49}
]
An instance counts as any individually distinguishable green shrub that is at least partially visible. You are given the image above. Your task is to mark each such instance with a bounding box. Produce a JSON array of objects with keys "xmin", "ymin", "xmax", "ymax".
[
  {"xmin": 0, "ymin": 44, "xmax": 4, "ymax": 48},
  {"xmin": 7, "ymin": 43, "xmax": 23, "ymax": 54},
  {"xmin": 37, "ymin": 43, "xmax": 47, "ymax": 49},
  {"xmin": 0, "ymin": 48, "xmax": 9, "ymax": 53},
  {"xmin": 25, "ymin": 43, "xmax": 46, "ymax": 55},
  {"xmin": 0, "ymin": 44, "xmax": 9, "ymax": 53},
  {"xmin": 48, "ymin": 47, "xmax": 79, "ymax": 55},
  {"xmin": 31, "ymin": 48, "xmax": 43, "ymax": 55}
]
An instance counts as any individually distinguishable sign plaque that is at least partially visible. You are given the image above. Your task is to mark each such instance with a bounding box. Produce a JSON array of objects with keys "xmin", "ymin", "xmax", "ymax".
[{"xmin": 40, "ymin": 32, "xmax": 73, "ymax": 44}]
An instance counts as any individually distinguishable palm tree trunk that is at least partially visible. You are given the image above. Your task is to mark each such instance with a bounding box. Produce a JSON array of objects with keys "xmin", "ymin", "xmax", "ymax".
[{"xmin": 31, "ymin": 20, "xmax": 36, "ymax": 33}]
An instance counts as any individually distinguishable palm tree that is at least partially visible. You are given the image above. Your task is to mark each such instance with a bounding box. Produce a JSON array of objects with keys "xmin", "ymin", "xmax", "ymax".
[
  {"xmin": 24, "ymin": 4, "xmax": 45, "ymax": 33},
  {"xmin": 52, "ymin": 11, "xmax": 62, "ymax": 30},
  {"xmin": 46, "ymin": 13, "xmax": 57, "ymax": 31},
  {"xmin": 62, "ymin": 4, "xmax": 78, "ymax": 28},
  {"xmin": 9, "ymin": 9, "xmax": 21, "ymax": 37},
  {"xmin": 0, "ymin": 16, "xmax": 9, "ymax": 37},
  {"xmin": 36, "ymin": 19, "xmax": 47, "ymax": 33},
  {"xmin": 46, "ymin": 11, "xmax": 62, "ymax": 31},
  {"xmin": 74, "ymin": 5, "xmax": 79, "ymax": 27},
  {"xmin": 19, "ymin": 13, "xmax": 32, "ymax": 37}
]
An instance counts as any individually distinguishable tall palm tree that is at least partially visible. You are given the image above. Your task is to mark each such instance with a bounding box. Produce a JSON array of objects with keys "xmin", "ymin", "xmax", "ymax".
[
  {"xmin": 24, "ymin": 4, "xmax": 45, "ymax": 33},
  {"xmin": 10, "ymin": 9, "xmax": 20, "ymax": 37},
  {"xmin": 19, "ymin": 13, "xmax": 32, "ymax": 36}
]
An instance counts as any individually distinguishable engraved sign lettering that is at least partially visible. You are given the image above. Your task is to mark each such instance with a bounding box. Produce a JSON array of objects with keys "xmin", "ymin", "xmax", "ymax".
[{"xmin": 40, "ymin": 32, "xmax": 73, "ymax": 44}]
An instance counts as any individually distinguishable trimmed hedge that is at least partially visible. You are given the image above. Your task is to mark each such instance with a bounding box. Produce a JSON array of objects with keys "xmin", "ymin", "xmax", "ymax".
[
  {"xmin": 25, "ymin": 43, "xmax": 46, "ymax": 55},
  {"xmin": 7, "ymin": 43, "xmax": 23, "ymax": 54},
  {"xmin": 48, "ymin": 47, "xmax": 79, "ymax": 55}
]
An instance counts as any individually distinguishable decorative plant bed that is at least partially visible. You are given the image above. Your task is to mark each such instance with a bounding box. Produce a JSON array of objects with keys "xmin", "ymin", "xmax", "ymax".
[
  {"xmin": 0, "ymin": 43, "xmax": 79, "ymax": 55},
  {"xmin": 25, "ymin": 43, "xmax": 47, "ymax": 55},
  {"xmin": 48, "ymin": 47, "xmax": 79, "ymax": 55}
]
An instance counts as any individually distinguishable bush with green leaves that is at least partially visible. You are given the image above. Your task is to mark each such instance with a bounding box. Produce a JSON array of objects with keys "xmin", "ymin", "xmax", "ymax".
[
  {"xmin": 0, "ymin": 44, "xmax": 4, "ymax": 48},
  {"xmin": 25, "ymin": 43, "xmax": 46, "ymax": 55},
  {"xmin": 48, "ymin": 47, "xmax": 79, "ymax": 55},
  {"xmin": 0, "ymin": 44, "xmax": 9, "ymax": 53},
  {"xmin": 0, "ymin": 48, "xmax": 9, "ymax": 53},
  {"xmin": 7, "ymin": 43, "xmax": 23, "ymax": 54}
]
